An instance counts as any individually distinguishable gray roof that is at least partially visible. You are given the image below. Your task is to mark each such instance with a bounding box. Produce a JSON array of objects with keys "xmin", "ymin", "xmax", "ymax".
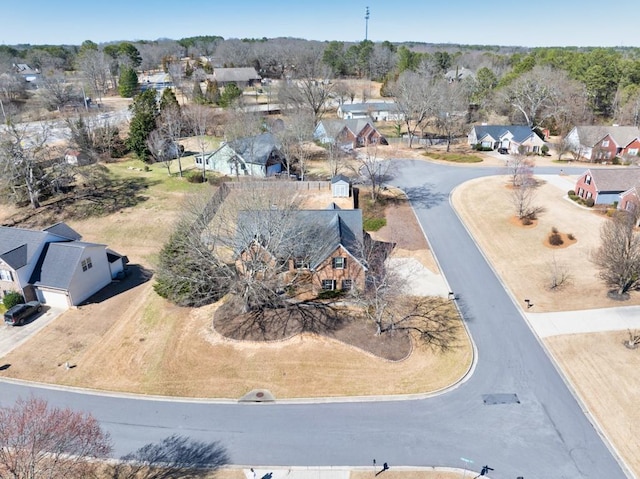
[
  {"xmin": 331, "ymin": 174, "xmax": 351, "ymax": 184},
  {"xmin": 445, "ymin": 67, "xmax": 475, "ymax": 81},
  {"xmin": 472, "ymin": 125, "xmax": 537, "ymax": 144},
  {"xmin": 0, "ymin": 227, "xmax": 50, "ymax": 269},
  {"xmin": 43, "ymin": 222, "xmax": 82, "ymax": 240},
  {"xmin": 30, "ymin": 241, "xmax": 104, "ymax": 289},
  {"xmin": 588, "ymin": 168, "xmax": 640, "ymax": 192},
  {"xmin": 235, "ymin": 207, "xmax": 364, "ymax": 270},
  {"xmin": 573, "ymin": 126, "xmax": 640, "ymax": 147},
  {"xmin": 318, "ymin": 119, "xmax": 375, "ymax": 139},
  {"xmin": 339, "ymin": 102, "xmax": 399, "ymax": 114},
  {"xmin": 213, "ymin": 67, "xmax": 261, "ymax": 83},
  {"xmin": 227, "ymin": 132, "xmax": 282, "ymax": 166}
]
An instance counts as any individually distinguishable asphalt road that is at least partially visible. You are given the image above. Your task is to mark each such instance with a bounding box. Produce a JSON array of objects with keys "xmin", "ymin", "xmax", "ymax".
[{"xmin": 0, "ymin": 161, "xmax": 630, "ymax": 479}]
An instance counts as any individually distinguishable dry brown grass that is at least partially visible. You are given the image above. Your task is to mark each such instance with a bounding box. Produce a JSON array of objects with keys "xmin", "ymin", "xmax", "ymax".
[
  {"xmin": 452, "ymin": 175, "xmax": 640, "ymax": 311},
  {"xmin": 0, "ymin": 169, "xmax": 471, "ymax": 398}
]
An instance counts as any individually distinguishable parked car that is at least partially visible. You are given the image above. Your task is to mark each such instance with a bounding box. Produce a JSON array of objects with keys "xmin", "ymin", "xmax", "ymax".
[
  {"xmin": 497, "ymin": 148, "xmax": 509, "ymax": 154},
  {"xmin": 4, "ymin": 301, "xmax": 42, "ymax": 326}
]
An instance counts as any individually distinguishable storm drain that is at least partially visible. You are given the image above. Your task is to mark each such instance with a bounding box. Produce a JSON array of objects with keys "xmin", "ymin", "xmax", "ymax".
[{"xmin": 482, "ymin": 393, "xmax": 520, "ymax": 405}]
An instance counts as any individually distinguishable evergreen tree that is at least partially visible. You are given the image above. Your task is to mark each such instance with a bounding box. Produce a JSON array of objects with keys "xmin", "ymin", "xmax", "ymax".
[
  {"xmin": 126, "ymin": 89, "xmax": 159, "ymax": 162},
  {"xmin": 159, "ymin": 88, "xmax": 180, "ymax": 112},
  {"xmin": 118, "ymin": 67, "xmax": 138, "ymax": 97},
  {"xmin": 219, "ymin": 83, "xmax": 242, "ymax": 107},
  {"xmin": 205, "ymin": 80, "xmax": 221, "ymax": 104}
]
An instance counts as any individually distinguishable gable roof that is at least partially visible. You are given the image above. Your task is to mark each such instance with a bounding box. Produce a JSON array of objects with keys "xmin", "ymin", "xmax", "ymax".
[
  {"xmin": 235, "ymin": 207, "xmax": 365, "ymax": 270},
  {"xmin": 571, "ymin": 126, "xmax": 640, "ymax": 147},
  {"xmin": 30, "ymin": 241, "xmax": 105, "ymax": 290},
  {"xmin": 0, "ymin": 227, "xmax": 50, "ymax": 269},
  {"xmin": 331, "ymin": 174, "xmax": 351, "ymax": 184},
  {"xmin": 317, "ymin": 119, "xmax": 376, "ymax": 139},
  {"xmin": 472, "ymin": 125, "xmax": 538, "ymax": 144},
  {"xmin": 0, "ymin": 223, "xmax": 82, "ymax": 270},
  {"xmin": 226, "ymin": 132, "xmax": 282, "ymax": 166},
  {"xmin": 587, "ymin": 168, "xmax": 640, "ymax": 192},
  {"xmin": 213, "ymin": 67, "xmax": 261, "ymax": 83},
  {"xmin": 445, "ymin": 67, "xmax": 475, "ymax": 81}
]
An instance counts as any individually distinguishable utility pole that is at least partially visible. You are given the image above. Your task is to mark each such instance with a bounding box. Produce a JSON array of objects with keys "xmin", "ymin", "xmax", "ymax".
[{"xmin": 365, "ymin": 6, "xmax": 370, "ymax": 41}]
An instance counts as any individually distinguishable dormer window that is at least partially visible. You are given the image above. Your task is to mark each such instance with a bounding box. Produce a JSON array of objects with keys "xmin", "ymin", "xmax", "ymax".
[
  {"xmin": 602, "ymin": 140, "xmax": 609, "ymax": 147},
  {"xmin": 332, "ymin": 257, "xmax": 346, "ymax": 269}
]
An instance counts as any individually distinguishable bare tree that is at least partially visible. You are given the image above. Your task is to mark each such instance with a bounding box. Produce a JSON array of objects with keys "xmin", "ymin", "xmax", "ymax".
[
  {"xmin": 0, "ymin": 123, "xmax": 53, "ymax": 208},
  {"xmin": 76, "ymin": 49, "xmax": 111, "ymax": 102},
  {"xmin": 548, "ymin": 254, "xmax": 572, "ymax": 290},
  {"xmin": 353, "ymin": 145, "xmax": 394, "ymax": 202},
  {"xmin": 276, "ymin": 110, "xmax": 315, "ymax": 180},
  {"xmin": 432, "ymin": 79, "xmax": 469, "ymax": 152},
  {"xmin": 184, "ymin": 104, "xmax": 215, "ymax": 181},
  {"xmin": 37, "ymin": 72, "xmax": 79, "ymax": 111},
  {"xmin": 592, "ymin": 210, "xmax": 640, "ymax": 297},
  {"xmin": 158, "ymin": 103, "xmax": 186, "ymax": 177},
  {"xmin": 326, "ymin": 142, "xmax": 346, "ymax": 178},
  {"xmin": 111, "ymin": 434, "xmax": 228, "ymax": 479},
  {"xmin": 278, "ymin": 77, "xmax": 334, "ymax": 122},
  {"xmin": 505, "ymin": 154, "xmax": 534, "ymax": 187},
  {"xmin": 0, "ymin": 397, "xmax": 112, "ymax": 479},
  {"xmin": 391, "ymin": 71, "xmax": 436, "ymax": 148},
  {"xmin": 511, "ymin": 178, "xmax": 542, "ymax": 224}
]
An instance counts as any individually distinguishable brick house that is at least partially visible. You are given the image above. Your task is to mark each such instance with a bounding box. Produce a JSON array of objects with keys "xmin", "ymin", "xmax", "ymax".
[
  {"xmin": 574, "ymin": 168, "xmax": 640, "ymax": 205},
  {"xmin": 564, "ymin": 125, "xmax": 640, "ymax": 161},
  {"xmin": 621, "ymin": 138, "xmax": 640, "ymax": 159},
  {"xmin": 235, "ymin": 204, "xmax": 368, "ymax": 293},
  {"xmin": 314, "ymin": 119, "xmax": 388, "ymax": 150}
]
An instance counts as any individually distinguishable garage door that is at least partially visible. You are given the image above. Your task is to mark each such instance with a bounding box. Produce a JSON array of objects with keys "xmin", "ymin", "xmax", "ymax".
[{"xmin": 36, "ymin": 289, "xmax": 69, "ymax": 309}]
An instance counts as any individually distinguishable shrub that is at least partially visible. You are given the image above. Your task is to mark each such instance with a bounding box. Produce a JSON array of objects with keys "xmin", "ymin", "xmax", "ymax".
[
  {"xmin": 3, "ymin": 291, "xmax": 24, "ymax": 309},
  {"xmin": 363, "ymin": 217, "xmax": 387, "ymax": 231},
  {"xmin": 186, "ymin": 171, "xmax": 205, "ymax": 183},
  {"xmin": 551, "ymin": 226, "xmax": 559, "ymax": 234},
  {"xmin": 613, "ymin": 156, "xmax": 621, "ymax": 165},
  {"xmin": 317, "ymin": 289, "xmax": 344, "ymax": 300},
  {"xmin": 549, "ymin": 232, "xmax": 564, "ymax": 246},
  {"xmin": 567, "ymin": 189, "xmax": 575, "ymax": 196},
  {"xmin": 541, "ymin": 145, "xmax": 549, "ymax": 156},
  {"xmin": 521, "ymin": 216, "xmax": 533, "ymax": 226},
  {"xmin": 567, "ymin": 233, "xmax": 575, "ymax": 240},
  {"xmin": 585, "ymin": 197, "xmax": 595, "ymax": 207}
]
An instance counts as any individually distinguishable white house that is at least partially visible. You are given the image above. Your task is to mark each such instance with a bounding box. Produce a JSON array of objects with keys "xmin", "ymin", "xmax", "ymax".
[
  {"xmin": 337, "ymin": 102, "xmax": 404, "ymax": 122},
  {"xmin": 468, "ymin": 125, "xmax": 545, "ymax": 154},
  {"xmin": 0, "ymin": 222, "xmax": 126, "ymax": 309},
  {"xmin": 195, "ymin": 133, "xmax": 285, "ymax": 177}
]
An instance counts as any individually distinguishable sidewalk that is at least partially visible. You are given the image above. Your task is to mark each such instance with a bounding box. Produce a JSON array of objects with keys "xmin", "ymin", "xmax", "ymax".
[
  {"xmin": 527, "ymin": 305, "xmax": 640, "ymax": 338},
  {"xmin": 238, "ymin": 466, "xmax": 469, "ymax": 479}
]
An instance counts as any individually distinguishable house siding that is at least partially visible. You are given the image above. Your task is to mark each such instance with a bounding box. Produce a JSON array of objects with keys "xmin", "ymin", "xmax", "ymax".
[
  {"xmin": 622, "ymin": 138, "xmax": 640, "ymax": 158},
  {"xmin": 619, "ymin": 189, "xmax": 639, "ymax": 212},
  {"xmin": 67, "ymin": 246, "xmax": 112, "ymax": 305}
]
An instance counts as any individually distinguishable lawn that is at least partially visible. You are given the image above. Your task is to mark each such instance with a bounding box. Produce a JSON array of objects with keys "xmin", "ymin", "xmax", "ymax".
[
  {"xmin": 423, "ymin": 151, "xmax": 483, "ymax": 163},
  {"xmin": 0, "ymin": 162, "xmax": 472, "ymax": 399}
]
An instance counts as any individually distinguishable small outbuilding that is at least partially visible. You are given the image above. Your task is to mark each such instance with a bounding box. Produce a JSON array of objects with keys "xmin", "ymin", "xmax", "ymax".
[{"xmin": 331, "ymin": 174, "xmax": 351, "ymax": 198}]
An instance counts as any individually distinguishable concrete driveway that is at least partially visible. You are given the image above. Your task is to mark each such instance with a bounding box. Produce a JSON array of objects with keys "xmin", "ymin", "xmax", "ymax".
[{"xmin": 0, "ymin": 305, "xmax": 67, "ymax": 358}]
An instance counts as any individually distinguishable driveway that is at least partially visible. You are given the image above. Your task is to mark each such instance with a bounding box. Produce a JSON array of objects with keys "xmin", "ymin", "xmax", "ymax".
[
  {"xmin": 0, "ymin": 161, "xmax": 629, "ymax": 479},
  {"xmin": 0, "ymin": 305, "xmax": 67, "ymax": 358}
]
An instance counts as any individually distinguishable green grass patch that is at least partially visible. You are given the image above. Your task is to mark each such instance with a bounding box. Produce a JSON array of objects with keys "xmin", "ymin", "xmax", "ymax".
[
  {"xmin": 363, "ymin": 217, "xmax": 387, "ymax": 231},
  {"xmin": 424, "ymin": 152, "xmax": 483, "ymax": 163}
]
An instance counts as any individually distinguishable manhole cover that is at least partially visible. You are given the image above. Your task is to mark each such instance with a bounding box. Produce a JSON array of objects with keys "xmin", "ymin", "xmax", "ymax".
[{"xmin": 482, "ymin": 393, "xmax": 520, "ymax": 405}]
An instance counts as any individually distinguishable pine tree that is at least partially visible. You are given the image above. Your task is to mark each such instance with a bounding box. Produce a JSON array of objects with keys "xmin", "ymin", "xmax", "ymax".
[
  {"xmin": 205, "ymin": 80, "xmax": 220, "ymax": 105},
  {"xmin": 126, "ymin": 89, "xmax": 159, "ymax": 162},
  {"xmin": 118, "ymin": 67, "xmax": 139, "ymax": 98},
  {"xmin": 159, "ymin": 88, "xmax": 180, "ymax": 112},
  {"xmin": 219, "ymin": 83, "xmax": 242, "ymax": 107}
]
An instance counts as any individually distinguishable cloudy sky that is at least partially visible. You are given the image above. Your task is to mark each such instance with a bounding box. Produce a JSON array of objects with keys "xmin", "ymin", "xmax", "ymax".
[{"xmin": 3, "ymin": 0, "xmax": 639, "ymax": 47}]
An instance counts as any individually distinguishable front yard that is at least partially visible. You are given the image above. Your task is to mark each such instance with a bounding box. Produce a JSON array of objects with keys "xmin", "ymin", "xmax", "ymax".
[{"xmin": 0, "ymin": 161, "xmax": 472, "ymax": 399}]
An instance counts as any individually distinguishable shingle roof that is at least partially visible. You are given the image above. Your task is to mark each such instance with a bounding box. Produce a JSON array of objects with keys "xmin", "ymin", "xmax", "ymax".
[
  {"xmin": 0, "ymin": 227, "xmax": 50, "ymax": 269},
  {"xmin": 318, "ymin": 119, "xmax": 375, "ymax": 139},
  {"xmin": 213, "ymin": 67, "xmax": 261, "ymax": 83},
  {"xmin": 30, "ymin": 241, "xmax": 105, "ymax": 289},
  {"xmin": 331, "ymin": 174, "xmax": 351, "ymax": 184},
  {"xmin": 227, "ymin": 132, "xmax": 281, "ymax": 166},
  {"xmin": 473, "ymin": 125, "xmax": 537, "ymax": 144},
  {"xmin": 235, "ymin": 207, "xmax": 364, "ymax": 270},
  {"xmin": 43, "ymin": 222, "xmax": 82, "ymax": 241},
  {"xmin": 573, "ymin": 126, "xmax": 640, "ymax": 147},
  {"xmin": 589, "ymin": 168, "xmax": 640, "ymax": 192}
]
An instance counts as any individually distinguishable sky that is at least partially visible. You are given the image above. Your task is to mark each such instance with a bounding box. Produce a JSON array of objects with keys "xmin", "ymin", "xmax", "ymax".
[{"xmin": 3, "ymin": 0, "xmax": 640, "ymax": 48}]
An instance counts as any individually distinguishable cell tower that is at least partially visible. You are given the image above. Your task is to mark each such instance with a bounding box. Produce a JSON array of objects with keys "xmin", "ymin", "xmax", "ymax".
[{"xmin": 365, "ymin": 6, "xmax": 370, "ymax": 41}]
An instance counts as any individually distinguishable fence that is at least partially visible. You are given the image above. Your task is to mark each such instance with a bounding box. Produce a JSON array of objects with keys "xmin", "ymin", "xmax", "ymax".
[{"xmin": 224, "ymin": 180, "xmax": 331, "ymax": 191}]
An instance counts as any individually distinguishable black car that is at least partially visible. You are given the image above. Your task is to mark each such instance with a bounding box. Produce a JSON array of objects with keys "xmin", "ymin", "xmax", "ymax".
[
  {"xmin": 4, "ymin": 301, "xmax": 42, "ymax": 326},
  {"xmin": 497, "ymin": 147, "xmax": 509, "ymax": 154}
]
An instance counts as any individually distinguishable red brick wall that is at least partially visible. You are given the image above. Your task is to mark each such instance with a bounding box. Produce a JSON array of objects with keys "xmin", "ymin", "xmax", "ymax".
[
  {"xmin": 592, "ymin": 135, "xmax": 618, "ymax": 162},
  {"xmin": 313, "ymin": 246, "xmax": 365, "ymax": 291},
  {"xmin": 574, "ymin": 171, "xmax": 597, "ymax": 201},
  {"xmin": 622, "ymin": 138, "xmax": 640, "ymax": 157}
]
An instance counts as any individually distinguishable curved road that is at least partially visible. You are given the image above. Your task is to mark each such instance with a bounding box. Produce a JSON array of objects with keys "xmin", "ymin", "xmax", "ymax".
[{"xmin": 0, "ymin": 161, "xmax": 629, "ymax": 479}]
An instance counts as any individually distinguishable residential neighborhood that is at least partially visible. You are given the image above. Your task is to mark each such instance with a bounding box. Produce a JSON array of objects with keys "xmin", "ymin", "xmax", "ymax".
[{"xmin": 3, "ymin": 6, "xmax": 640, "ymax": 479}]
